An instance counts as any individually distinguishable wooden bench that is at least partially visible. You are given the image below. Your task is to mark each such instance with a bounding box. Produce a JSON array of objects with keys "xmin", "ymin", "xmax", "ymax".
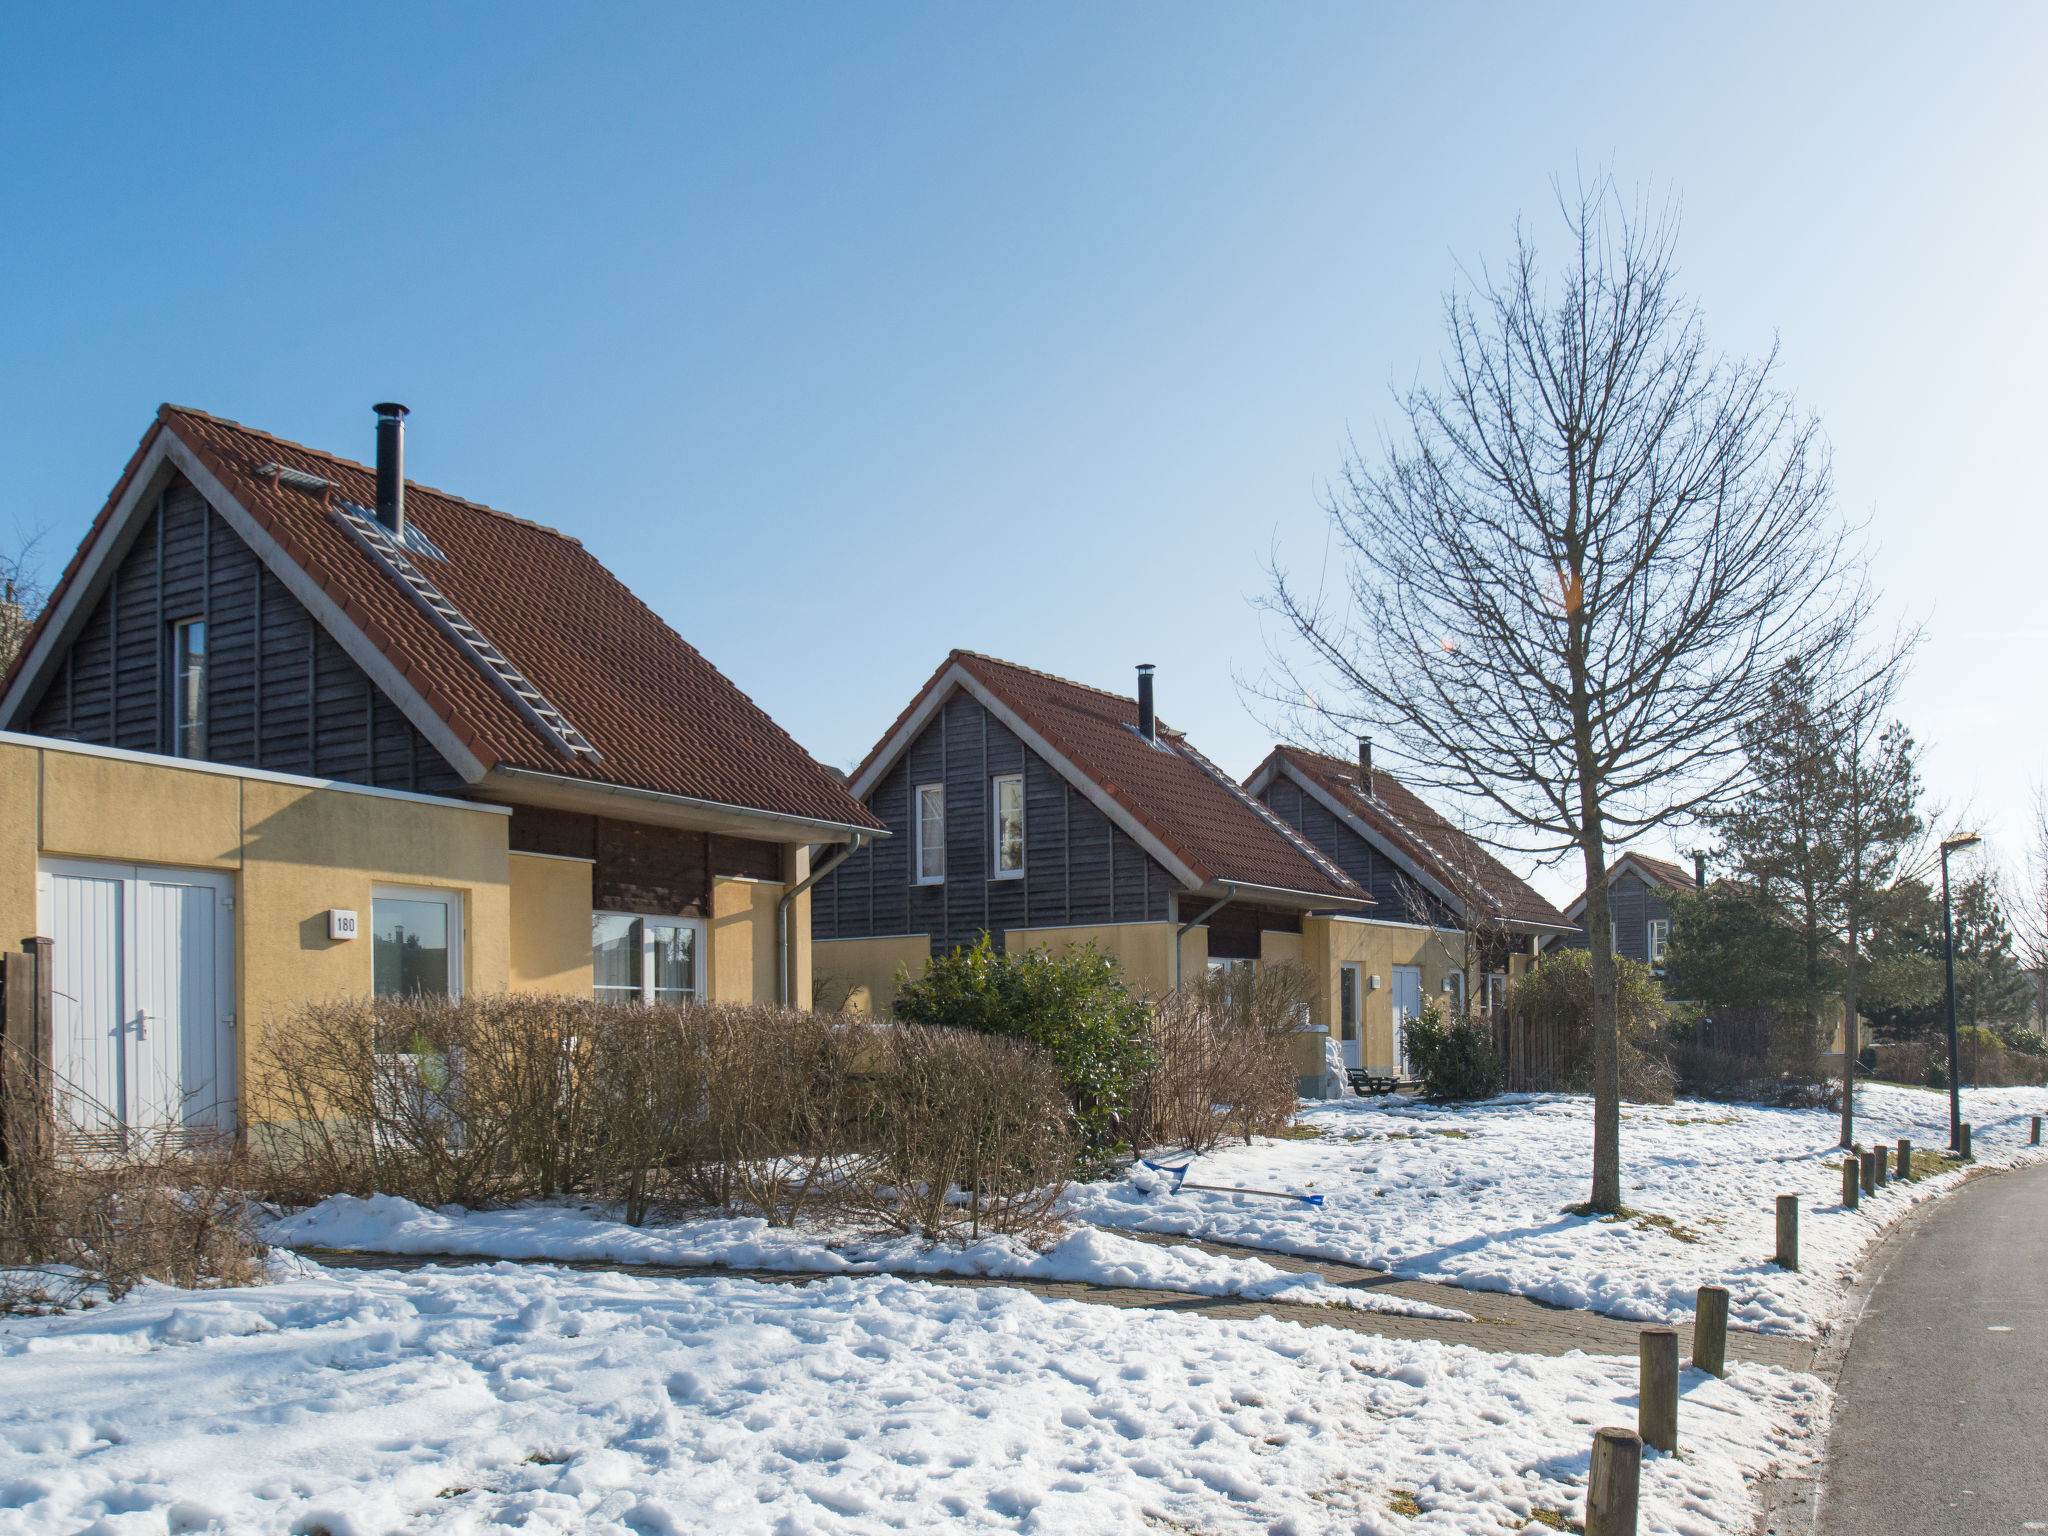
[{"xmin": 1346, "ymin": 1069, "xmax": 1404, "ymax": 1096}]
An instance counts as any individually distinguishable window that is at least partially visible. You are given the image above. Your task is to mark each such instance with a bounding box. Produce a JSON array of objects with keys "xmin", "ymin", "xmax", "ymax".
[
  {"xmin": 172, "ymin": 618, "xmax": 206, "ymax": 758},
  {"xmin": 593, "ymin": 913, "xmax": 702, "ymax": 1004},
  {"xmin": 1647, "ymin": 919, "xmax": 1670, "ymax": 965},
  {"xmin": 1339, "ymin": 963, "xmax": 1362, "ymax": 1043},
  {"xmin": 372, "ymin": 887, "xmax": 462, "ymax": 998},
  {"xmin": 1442, "ymin": 971, "xmax": 1466, "ymax": 1008},
  {"xmin": 1486, "ymin": 972, "xmax": 1508, "ymax": 1016},
  {"xmin": 992, "ymin": 774, "xmax": 1024, "ymax": 878},
  {"xmin": 914, "ymin": 783, "xmax": 945, "ymax": 883}
]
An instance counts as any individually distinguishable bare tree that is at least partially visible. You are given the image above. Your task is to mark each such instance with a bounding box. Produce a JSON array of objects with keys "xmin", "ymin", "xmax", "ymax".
[
  {"xmin": 2015, "ymin": 787, "xmax": 2048, "ymax": 1029},
  {"xmin": 0, "ymin": 532, "xmax": 45, "ymax": 680},
  {"xmin": 1262, "ymin": 181, "xmax": 1864, "ymax": 1210}
]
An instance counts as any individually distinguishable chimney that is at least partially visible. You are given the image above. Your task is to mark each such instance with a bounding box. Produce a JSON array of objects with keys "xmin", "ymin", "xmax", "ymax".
[
  {"xmin": 1136, "ymin": 664, "xmax": 1156, "ymax": 744},
  {"xmin": 374, "ymin": 402, "xmax": 409, "ymax": 537},
  {"xmin": 1694, "ymin": 851, "xmax": 1707, "ymax": 890},
  {"xmin": 1358, "ymin": 737, "xmax": 1374, "ymax": 798}
]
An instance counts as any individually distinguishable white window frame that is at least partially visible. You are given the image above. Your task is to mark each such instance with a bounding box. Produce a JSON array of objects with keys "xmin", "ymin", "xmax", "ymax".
[
  {"xmin": 1646, "ymin": 919, "xmax": 1670, "ymax": 965},
  {"xmin": 592, "ymin": 911, "xmax": 706, "ymax": 1005},
  {"xmin": 370, "ymin": 884, "xmax": 465, "ymax": 1000},
  {"xmin": 172, "ymin": 616, "xmax": 207, "ymax": 759},
  {"xmin": 992, "ymin": 773, "xmax": 1025, "ymax": 880},
  {"xmin": 914, "ymin": 783, "xmax": 946, "ymax": 884},
  {"xmin": 1442, "ymin": 971, "xmax": 1466, "ymax": 1008}
]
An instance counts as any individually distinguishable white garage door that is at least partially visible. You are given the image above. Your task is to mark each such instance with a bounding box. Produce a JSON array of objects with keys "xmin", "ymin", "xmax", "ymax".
[{"xmin": 38, "ymin": 858, "xmax": 237, "ymax": 1144}]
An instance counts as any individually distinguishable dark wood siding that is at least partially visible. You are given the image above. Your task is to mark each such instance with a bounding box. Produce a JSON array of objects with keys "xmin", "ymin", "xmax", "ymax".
[
  {"xmin": 1542, "ymin": 873, "xmax": 1673, "ymax": 958},
  {"xmin": 1258, "ymin": 775, "xmax": 1453, "ymax": 927},
  {"xmin": 813, "ymin": 689, "xmax": 1175, "ymax": 953},
  {"xmin": 508, "ymin": 808, "xmax": 785, "ymax": 920},
  {"xmin": 20, "ymin": 474, "xmax": 466, "ymax": 795}
]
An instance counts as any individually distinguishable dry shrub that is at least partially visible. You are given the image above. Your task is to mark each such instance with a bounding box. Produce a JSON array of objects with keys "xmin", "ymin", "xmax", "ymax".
[
  {"xmin": 3, "ymin": 1067, "xmax": 262, "ymax": 1311},
  {"xmin": 1508, "ymin": 951, "xmax": 1676, "ymax": 1104},
  {"xmin": 1132, "ymin": 963, "xmax": 1307, "ymax": 1152},
  {"xmin": 848, "ymin": 1024, "xmax": 1074, "ymax": 1243}
]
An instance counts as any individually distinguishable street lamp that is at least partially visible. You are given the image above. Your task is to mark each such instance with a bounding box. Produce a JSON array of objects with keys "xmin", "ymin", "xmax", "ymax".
[{"xmin": 1940, "ymin": 833, "xmax": 1982, "ymax": 1151}]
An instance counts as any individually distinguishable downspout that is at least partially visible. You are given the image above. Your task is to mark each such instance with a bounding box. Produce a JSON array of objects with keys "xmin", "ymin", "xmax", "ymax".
[
  {"xmin": 778, "ymin": 833, "xmax": 871, "ymax": 1008},
  {"xmin": 1175, "ymin": 885, "xmax": 1240, "ymax": 992}
]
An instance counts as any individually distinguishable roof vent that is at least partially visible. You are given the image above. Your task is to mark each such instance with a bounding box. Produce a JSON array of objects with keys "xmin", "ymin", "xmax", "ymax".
[
  {"xmin": 1136, "ymin": 664, "xmax": 1156, "ymax": 744},
  {"xmin": 374, "ymin": 402, "xmax": 409, "ymax": 538},
  {"xmin": 1358, "ymin": 737, "xmax": 1374, "ymax": 799}
]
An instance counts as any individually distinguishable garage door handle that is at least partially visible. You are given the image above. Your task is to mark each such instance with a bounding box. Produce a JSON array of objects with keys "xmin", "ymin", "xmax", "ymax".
[{"xmin": 134, "ymin": 1011, "xmax": 151, "ymax": 1039}]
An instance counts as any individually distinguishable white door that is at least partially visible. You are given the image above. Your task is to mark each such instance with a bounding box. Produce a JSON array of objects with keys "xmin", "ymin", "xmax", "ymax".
[
  {"xmin": 1392, "ymin": 965, "xmax": 1423, "ymax": 1078},
  {"xmin": 40, "ymin": 859, "xmax": 236, "ymax": 1143},
  {"xmin": 1338, "ymin": 963, "xmax": 1364, "ymax": 1070}
]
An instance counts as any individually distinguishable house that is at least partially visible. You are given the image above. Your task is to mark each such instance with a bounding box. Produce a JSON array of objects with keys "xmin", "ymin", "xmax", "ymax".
[
  {"xmin": 1244, "ymin": 743, "xmax": 1576, "ymax": 1073},
  {"xmin": 808, "ymin": 652, "xmax": 1550, "ymax": 1090},
  {"xmin": 0, "ymin": 403, "xmax": 881, "ymax": 1141},
  {"xmin": 1541, "ymin": 849, "xmax": 1702, "ymax": 972}
]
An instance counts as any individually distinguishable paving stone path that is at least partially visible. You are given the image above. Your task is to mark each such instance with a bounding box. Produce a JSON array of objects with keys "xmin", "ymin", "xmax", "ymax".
[{"xmin": 297, "ymin": 1230, "xmax": 1814, "ymax": 1370}]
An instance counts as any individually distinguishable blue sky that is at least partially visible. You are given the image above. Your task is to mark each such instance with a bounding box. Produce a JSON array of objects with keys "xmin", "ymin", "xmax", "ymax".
[{"xmin": 3, "ymin": 6, "xmax": 2042, "ymax": 902}]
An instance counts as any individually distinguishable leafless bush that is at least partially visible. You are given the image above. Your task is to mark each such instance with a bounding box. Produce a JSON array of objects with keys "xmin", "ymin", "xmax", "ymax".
[
  {"xmin": 1132, "ymin": 963, "xmax": 1308, "ymax": 1152},
  {"xmin": 848, "ymin": 1025, "xmax": 1074, "ymax": 1243}
]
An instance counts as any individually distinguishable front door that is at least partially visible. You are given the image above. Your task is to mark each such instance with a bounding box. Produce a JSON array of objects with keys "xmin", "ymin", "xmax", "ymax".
[
  {"xmin": 1392, "ymin": 965, "xmax": 1423, "ymax": 1078},
  {"xmin": 40, "ymin": 859, "xmax": 237, "ymax": 1144},
  {"xmin": 1338, "ymin": 963, "xmax": 1364, "ymax": 1070}
]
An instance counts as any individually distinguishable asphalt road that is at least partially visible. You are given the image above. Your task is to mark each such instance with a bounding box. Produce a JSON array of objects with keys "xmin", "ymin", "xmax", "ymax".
[{"xmin": 1820, "ymin": 1161, "xmax": 2048, "ymax": 1535}]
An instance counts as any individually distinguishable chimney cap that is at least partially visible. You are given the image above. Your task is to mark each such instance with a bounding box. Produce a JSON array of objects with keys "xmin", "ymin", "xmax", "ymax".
[
  {"xmin": 374, "ymin": 402, "xmax": 410, "ymax": 419},
  {"xmin": 1136, "ymin": 662, "xmax": 1155, "ymax": 674}
]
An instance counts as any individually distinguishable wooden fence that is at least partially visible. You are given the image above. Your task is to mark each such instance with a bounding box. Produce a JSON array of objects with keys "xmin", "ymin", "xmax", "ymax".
[{"xmin": 1, "ymin": 937, "xmax": 55, "ymax": 1164}]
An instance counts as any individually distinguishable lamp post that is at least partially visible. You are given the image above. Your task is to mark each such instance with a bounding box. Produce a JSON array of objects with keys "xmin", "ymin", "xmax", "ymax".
[{"xmin": 1940, "ymin": 833, "xmax": 1982, "ymax": 1151}]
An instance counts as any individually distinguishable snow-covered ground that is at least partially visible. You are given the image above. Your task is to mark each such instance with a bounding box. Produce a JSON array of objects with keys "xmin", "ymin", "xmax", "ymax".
[
  {"xmin": 268, "ymin": 1197, "xmax": 1471, "ymax": 1320},
  {"xmin": 1073, "ymin": 1081, "xmax": 2048, "ymax": 1336},
  {"xmin": 0, "ymin": 1255, "xmax": 1822, "ymax": 1536}
]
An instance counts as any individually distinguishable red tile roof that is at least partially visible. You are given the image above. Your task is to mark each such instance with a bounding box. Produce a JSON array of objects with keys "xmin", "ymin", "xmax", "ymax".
[
  {"xmin": 857, "ymin": 652, "xmax": 1366, "ymax": 903},
  {"xmin": 1255, "ymin": 745, "xmax": 1573, "ymax": 931},
  {"xmin": 7, "ymin": 406, "xmax": 881, "ymax": 833}
]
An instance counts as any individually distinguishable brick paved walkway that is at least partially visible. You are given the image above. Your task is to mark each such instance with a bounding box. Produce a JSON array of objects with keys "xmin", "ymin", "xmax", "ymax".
[{"xmin": 297, "ymin": 1230, "xmax": 1814, "ymax": 1370}]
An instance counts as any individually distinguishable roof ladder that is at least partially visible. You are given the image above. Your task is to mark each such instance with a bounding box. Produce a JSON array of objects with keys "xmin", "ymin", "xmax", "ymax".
[{"xmin": 330, "ymin": 501, "xmax": 602, "ymax": 764}]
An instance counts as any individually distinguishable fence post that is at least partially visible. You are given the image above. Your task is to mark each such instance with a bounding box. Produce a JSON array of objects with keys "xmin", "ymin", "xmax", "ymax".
[
  {"xmin": 1693, "ymin": 1286, "xmax": 1729, "ymax": 1377},
  {"xmin": 1, "ymin": 938, "xmax": 56, "ymax": 1166},
  {"xmin": 1841, "ymin": 1158, "xmax": 1860, "ymax": 1209},
  {"xmin": 2033, "ymin": 1116, "xmax": 2042, "ymax": 1147},
  {"xmin": 1959, "ymin": 1123, "xmax": 1972, "ymax": 1160},
  {"xmin": 1774, "ymin": 1194, "xmax": 1799, "ymax": 1270},
  {"xmin": 1638, "ymin": 1326, "xmax": 1679, "ymax": 1453},
  {"xmin": 1897, "ymin": 1138, "xmax": 1912, "ymax": 1181},
  {"xmin": 1587, "ymin": 1426, "xmax": 1642, "ymax": 1536}
]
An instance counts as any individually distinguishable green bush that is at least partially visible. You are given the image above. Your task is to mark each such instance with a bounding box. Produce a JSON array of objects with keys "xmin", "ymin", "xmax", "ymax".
[
  {"xmin": 892, "ymin": 934, "xmax": 1152, "ymax": 1166},
  {"xmin": 1401, "ymin": 997, "xmax": 1503, "ymax": 1102},
  {"xmin": 2001, "ymin": 1025, "xmax": 2048, "ymax": 1058}
]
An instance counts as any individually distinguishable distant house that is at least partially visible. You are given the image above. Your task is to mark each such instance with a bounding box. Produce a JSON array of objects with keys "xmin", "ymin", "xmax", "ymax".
[
  {"xmin": 1245, "ymin": 744, "xmax": 1575, "ymax": 1071},
  {"xmin": 0, "ymin": 403, "xmax": 881, "ymax": 1143},
  {"xmin": 1542, "ymin": 850, "xmax": 1702, "ymax": 973},
  {"xmin": 809, "ymin": 653, "xmax": 1564, "ymax": 1089}
]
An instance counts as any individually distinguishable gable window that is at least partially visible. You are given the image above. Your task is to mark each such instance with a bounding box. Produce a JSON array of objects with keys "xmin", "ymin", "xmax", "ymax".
[
  {"xmin": 593, "ymin": 913, "xmax": 702, "ymax": 1004},
  {"xmin": 1646, "ymin": 919, "xmax": 1670, "ymax": 965},
  {"xmin": 172, "ymin": 618, "xmax": 206, "ymax": 758},
  {"xmin": 914, "ymin": 783, "xmax": 945, "ymax": 884},
  {"xmin": 992, "ymin": 773, "xmax": 1024, "ymax": 878}
]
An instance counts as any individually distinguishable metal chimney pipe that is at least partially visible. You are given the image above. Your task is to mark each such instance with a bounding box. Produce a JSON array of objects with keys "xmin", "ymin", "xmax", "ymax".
[
  {"xmin": 374, "ymin": 402, "xmax": 409, "ymax": 537},
  {"xmin": 1136, "ymin": 664, "xmax": 1156, "ymax": 743},
  {"xmin": 1694, "ymin": 851, "xmax": 1707, "ymax": 890},
  {"xmin": 1358, "ymin": 737, "xmax": 1374, "ymax": 797}
]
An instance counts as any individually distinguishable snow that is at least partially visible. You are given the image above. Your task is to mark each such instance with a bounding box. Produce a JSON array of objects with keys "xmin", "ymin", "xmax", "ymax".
[
  {"xmin": 1071, "ymin": 1081, "xmax": 2048, "ymax": 1336},
  {"xmin": 0, "ymin": 1254, "xmax": 1822, "ymax": 1535},
  {"xmin": 268, "ymin": 1196, "xmax": 1472, "ymax": 1321}
]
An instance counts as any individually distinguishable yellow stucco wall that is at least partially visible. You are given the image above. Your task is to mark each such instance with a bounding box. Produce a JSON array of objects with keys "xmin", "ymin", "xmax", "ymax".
[
  {"xmin": 813, "ymin": 934, "xmax": 932, "ymax": 1016},
  {"xmin": 710, "ymin": 877, "xmax": 783, "ymax": 1005},
  {"xmin": 1004, "ymin": 920, "xmax": 1197, "ymax": 998},
  {"xmin": 509, "ymin": 852, "xmax": 594, "ymax": 995},
  {"xmin": 0, "ymin": 744, "xmax": 38, "ymax": 953},
  {"xmin": 1302, "ymin": 917, "xmax": 1468, "ymax": 1074}
]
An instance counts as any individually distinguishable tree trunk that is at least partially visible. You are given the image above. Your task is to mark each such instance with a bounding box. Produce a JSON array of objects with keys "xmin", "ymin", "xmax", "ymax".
[{"xmin": 1580, "ymin": 838, "xmax": 1621, "ymax": 1211}]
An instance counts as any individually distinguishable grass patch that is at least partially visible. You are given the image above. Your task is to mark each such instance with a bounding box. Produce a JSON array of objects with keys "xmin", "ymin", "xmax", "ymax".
[
  {"xmin": 1559, "ymin": 1203, "xmax": 1701, "ymax": 1241},
  {"xmin": 1429, "ymin": 1128, "xmax": 1472, "ymax": 1139},
  {"xmin": 1523, "ymin": 1511, "xmax": 1574, "ymax": 1532},
  {"xmin": 1274, "ymin": 1125, "xmax": 1325, "ymax": 1140},
  {"xmin": 1387, "ymin": 1489, "xmax": 1423, "ymax": 1518}
]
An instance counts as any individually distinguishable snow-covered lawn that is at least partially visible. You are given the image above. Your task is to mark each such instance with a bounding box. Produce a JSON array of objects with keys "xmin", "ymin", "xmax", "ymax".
[
  {"xmin": 1073, "ymin": 1081, "xmax": 2048, "ymax": 1336},
  {"xmin": 0, "ymin": 1256, "xmax": 1821, "ymax": 1536}
]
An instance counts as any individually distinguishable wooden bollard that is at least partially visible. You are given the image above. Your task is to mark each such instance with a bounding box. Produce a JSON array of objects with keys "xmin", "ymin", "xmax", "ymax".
[
  {"xmin": 1841, "ymin": 1158, "xmax": 1860, "ymax": 1209},
  {"xmin": 1897, "ymin": 1138, "xmax": 1912, "ymax": 1181},
  {"xmin": 1959, "ymin": 1123, "xmax": 1973, "ymax": 1159},
  {"xmin": 1587, "ymin": 1426, "xmax": 1642, "ymax": 1536},
  {"xmin": 1873, "ymin": 1144, "xmax": 1888, "ymax": 1187},
  {"xmin": 1638, "ymin": 1326, "xmax": 1679, "ymax": 1453},
  {"xmin": 1693, "ymin": 1285, "xmax": 1729, "ymax": 1377},
  {"xmin": 2033, "ymin": 1115, "xmax": 2041, "ymax": 1146},
  {"xmin": 1859, "ymin": 1148, "xmax": 1876, "ymax": 1195},
  {"xmin": 1774, "ymin": 1194, "xmax": 1799, "ymax": 1271}
]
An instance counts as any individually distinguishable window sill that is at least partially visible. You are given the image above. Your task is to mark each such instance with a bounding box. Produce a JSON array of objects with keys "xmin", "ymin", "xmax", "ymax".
[
  {"xmin": 990, "ymin": 871, "xmax": 1026, "ymax": 882},
  {"xmin": 913, "ymin": 877, "xmax": 946, "ymax": 887}
]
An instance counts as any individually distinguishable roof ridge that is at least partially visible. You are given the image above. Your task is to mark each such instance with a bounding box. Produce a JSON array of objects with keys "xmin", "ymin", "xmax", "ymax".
[
  {"xmin": 953, "ymin": 649, "xmax": 1179, "ymax": 729},
  {"xmin": 159, "ymin": 404, "xmax": 580, "ymax": 543}
]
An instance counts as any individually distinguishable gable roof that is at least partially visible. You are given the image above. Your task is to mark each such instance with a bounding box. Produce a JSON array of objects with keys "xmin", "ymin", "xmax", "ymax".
[
  {"xmin": 1557, "ymin": 848, "xmax": 1699, "ymax": 923},
  {"xmin": 1, "ymin": 406, "xmax": 881, "ymax": 839},
  {"xmin": 1246, "ymin": 745, "xmax": 1574, "ymax": 934},
  {"xmin": 850, "ymin": 652, "xmax": 1368, "ymax": 907}
]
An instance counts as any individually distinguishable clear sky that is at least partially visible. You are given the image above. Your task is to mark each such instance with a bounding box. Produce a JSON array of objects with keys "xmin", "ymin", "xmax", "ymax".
[{"xmin": 3, "ymin": 6, "xmax": 2042, "ymax": 904}]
